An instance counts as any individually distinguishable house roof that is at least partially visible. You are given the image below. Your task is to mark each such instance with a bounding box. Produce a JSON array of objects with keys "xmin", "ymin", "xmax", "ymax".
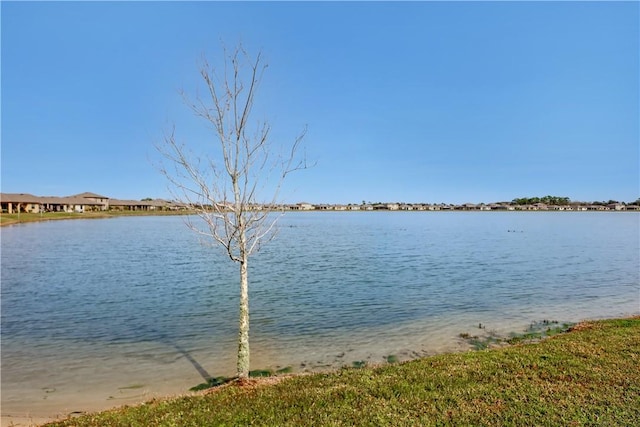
[
  {"xmin": 0, "ymin": 193, "xmax": 102, "ymax": 205},
  {"xmin": 0, "ymin": 193, "xmax": 41, "ymax": 203},
  {"xmin": 72, "ymin": 192, "xmax": 109, "ymax": 199}
]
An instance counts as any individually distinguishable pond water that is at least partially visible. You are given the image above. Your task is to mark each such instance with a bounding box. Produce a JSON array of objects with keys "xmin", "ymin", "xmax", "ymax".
[{"xmin": 1, "ymin": 212, "xmax": 638, "ymax": 421}]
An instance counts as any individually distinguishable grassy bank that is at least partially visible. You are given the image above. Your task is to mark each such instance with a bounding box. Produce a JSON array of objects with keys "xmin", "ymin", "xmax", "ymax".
[
  {"xmin": 46, "ymin": 317, "xmax": 639, "ymax": 426},
  {"xmin": 0, "ymin": 210, "xmax": 190, "ymax": 226}
]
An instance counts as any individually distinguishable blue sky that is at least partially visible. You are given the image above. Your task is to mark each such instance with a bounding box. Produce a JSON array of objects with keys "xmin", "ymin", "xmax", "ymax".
[{"xmin": 2, "ymin": 1, "xmax": 638, "ymax": 204}]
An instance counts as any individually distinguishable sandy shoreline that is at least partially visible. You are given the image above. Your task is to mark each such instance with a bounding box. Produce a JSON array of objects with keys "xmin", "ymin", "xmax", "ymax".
[
  {"xmin": 1, "ymin": 390, "xmax": 199, "ymax": 427},
  {"xmin": 1, "ymin": 386, "xmax": 201, "ymax": 427},
  {"xmin": 2, "ymin": 415, "xmax": 54, "ymax": 427},
  {"xmin": 0, "ymin": 335, "xmax": 471, "ymax": 427},
  {"xmin": 4, "ymin": 314, "xmax": 639, "ymax": 427}
]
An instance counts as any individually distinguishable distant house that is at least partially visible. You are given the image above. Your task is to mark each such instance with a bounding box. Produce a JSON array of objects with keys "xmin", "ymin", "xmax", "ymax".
[
  {"xmin": 607, "ymin": 203, "xmax": 626, "ymax": 211},
  {"xmin": 490, "ymin": 203, "xmax": 513, "ymax": 211},
  {"xmin": 247, "ymin": 203, "xmax": 264, "ymax": 211},
  {"xmin": 287, "ymin": 202, "xmax": 313, "ymax": 211},
  {"xmin": 109, "ymin": 198, "xmax": 187, "ymax": 211},
  {"xmin": 549, "ymin": 205, "xmax": 567, "ymax": 211},
  {"xmin": 73, "ymin": 192, "xmax": 110, "ymax": 211},
  {"xmin": 297, "ymin": 202, "xmax": 315, "ymax": 211},
  {"xmin": 42, "ymin": 196, "xmax": 102, "ymax": 213},
  {"xmin": 1, "ymin": 193, "xmax": 42, "ymax": 213},
  {"xmin": 110, "ymin": 199, "xmax": 152, "ymax": 211},
  {"xmin": 587, "ymin": 205, "xmax": 609, "ymax": 211},
  {"xmin": 0, "ymin": 193, "xmax": 103, "ymax": 213}
]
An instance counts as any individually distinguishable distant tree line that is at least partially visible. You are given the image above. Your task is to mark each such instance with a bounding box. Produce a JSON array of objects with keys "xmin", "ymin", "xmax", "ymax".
[
  {"xmin": 511, "ymin": 196, "xmax": 571, "ymax": 205},
  {"xmin": 588, "ymin": 199, "xmax": 640, "ymax": 206},
  {"xmin": 511, "ymin": 196, "xmax": 640, "ymax": 206}
]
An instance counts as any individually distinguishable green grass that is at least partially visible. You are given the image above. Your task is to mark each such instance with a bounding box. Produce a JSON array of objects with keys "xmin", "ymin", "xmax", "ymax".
[
  {"xmin": 46, "ymin": 318, "xmax": 640, "ymax": 426},
  {"xmin": 0, "ymin": 210, "xmax": 190, "ymax": 226}
]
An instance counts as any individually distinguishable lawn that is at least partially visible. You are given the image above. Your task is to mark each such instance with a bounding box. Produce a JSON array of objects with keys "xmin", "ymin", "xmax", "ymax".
[
  {"xmin": 46, "ymin": 317, "xmax": 640, "ymax": 426},
  {"xmin": 0, "ymin": 210, "xmax": 189, "ymax": 226}
]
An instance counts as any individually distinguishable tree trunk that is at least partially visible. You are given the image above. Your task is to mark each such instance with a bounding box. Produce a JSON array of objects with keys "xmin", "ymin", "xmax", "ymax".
[{"xmin": 237, "ymin": 255, "xmax": 250, "ymax": 378}]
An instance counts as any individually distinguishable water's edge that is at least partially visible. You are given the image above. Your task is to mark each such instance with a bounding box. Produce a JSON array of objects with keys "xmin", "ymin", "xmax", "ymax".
[{"xmin": 2, "ymin": 212, "xmax": 638, "ymax": 423}]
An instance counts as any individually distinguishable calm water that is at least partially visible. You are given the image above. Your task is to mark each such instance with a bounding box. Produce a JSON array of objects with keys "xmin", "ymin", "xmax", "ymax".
[{"xmin": 1, "ymin": 212, "xmax": 639, "ymax": 419}]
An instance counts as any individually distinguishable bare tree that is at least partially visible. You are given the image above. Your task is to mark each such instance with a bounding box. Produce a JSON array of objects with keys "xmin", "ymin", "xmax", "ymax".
[{"xmin": 158, "ymin": 44, "xmax": 307, "ymax": 379}]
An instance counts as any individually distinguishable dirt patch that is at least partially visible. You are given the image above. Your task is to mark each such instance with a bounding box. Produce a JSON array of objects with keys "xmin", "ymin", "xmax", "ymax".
[
  {"xmin": 199, "ymin": 375, "xmax": 288, "ymax": 395},
  {"xmin": 568, "ymin": 321, "xmax": 595, "ymax": 332}
]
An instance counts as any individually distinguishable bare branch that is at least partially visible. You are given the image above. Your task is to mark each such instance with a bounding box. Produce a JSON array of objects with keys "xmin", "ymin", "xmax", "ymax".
[{"xmin": 156, "ymin": 42, "xmax": 312, "ymax": 378}]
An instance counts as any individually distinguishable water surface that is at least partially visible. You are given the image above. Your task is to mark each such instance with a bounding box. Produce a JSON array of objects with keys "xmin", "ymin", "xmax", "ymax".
[{"xmin": 1, "ymin": 212, "xmax": 638, "ymax": 420}]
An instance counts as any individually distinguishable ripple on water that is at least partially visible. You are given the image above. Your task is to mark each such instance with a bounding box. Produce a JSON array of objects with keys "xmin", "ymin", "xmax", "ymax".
[{"xmin": 1, "ymin": 212, "xmax": 638, "ymax": 418}]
